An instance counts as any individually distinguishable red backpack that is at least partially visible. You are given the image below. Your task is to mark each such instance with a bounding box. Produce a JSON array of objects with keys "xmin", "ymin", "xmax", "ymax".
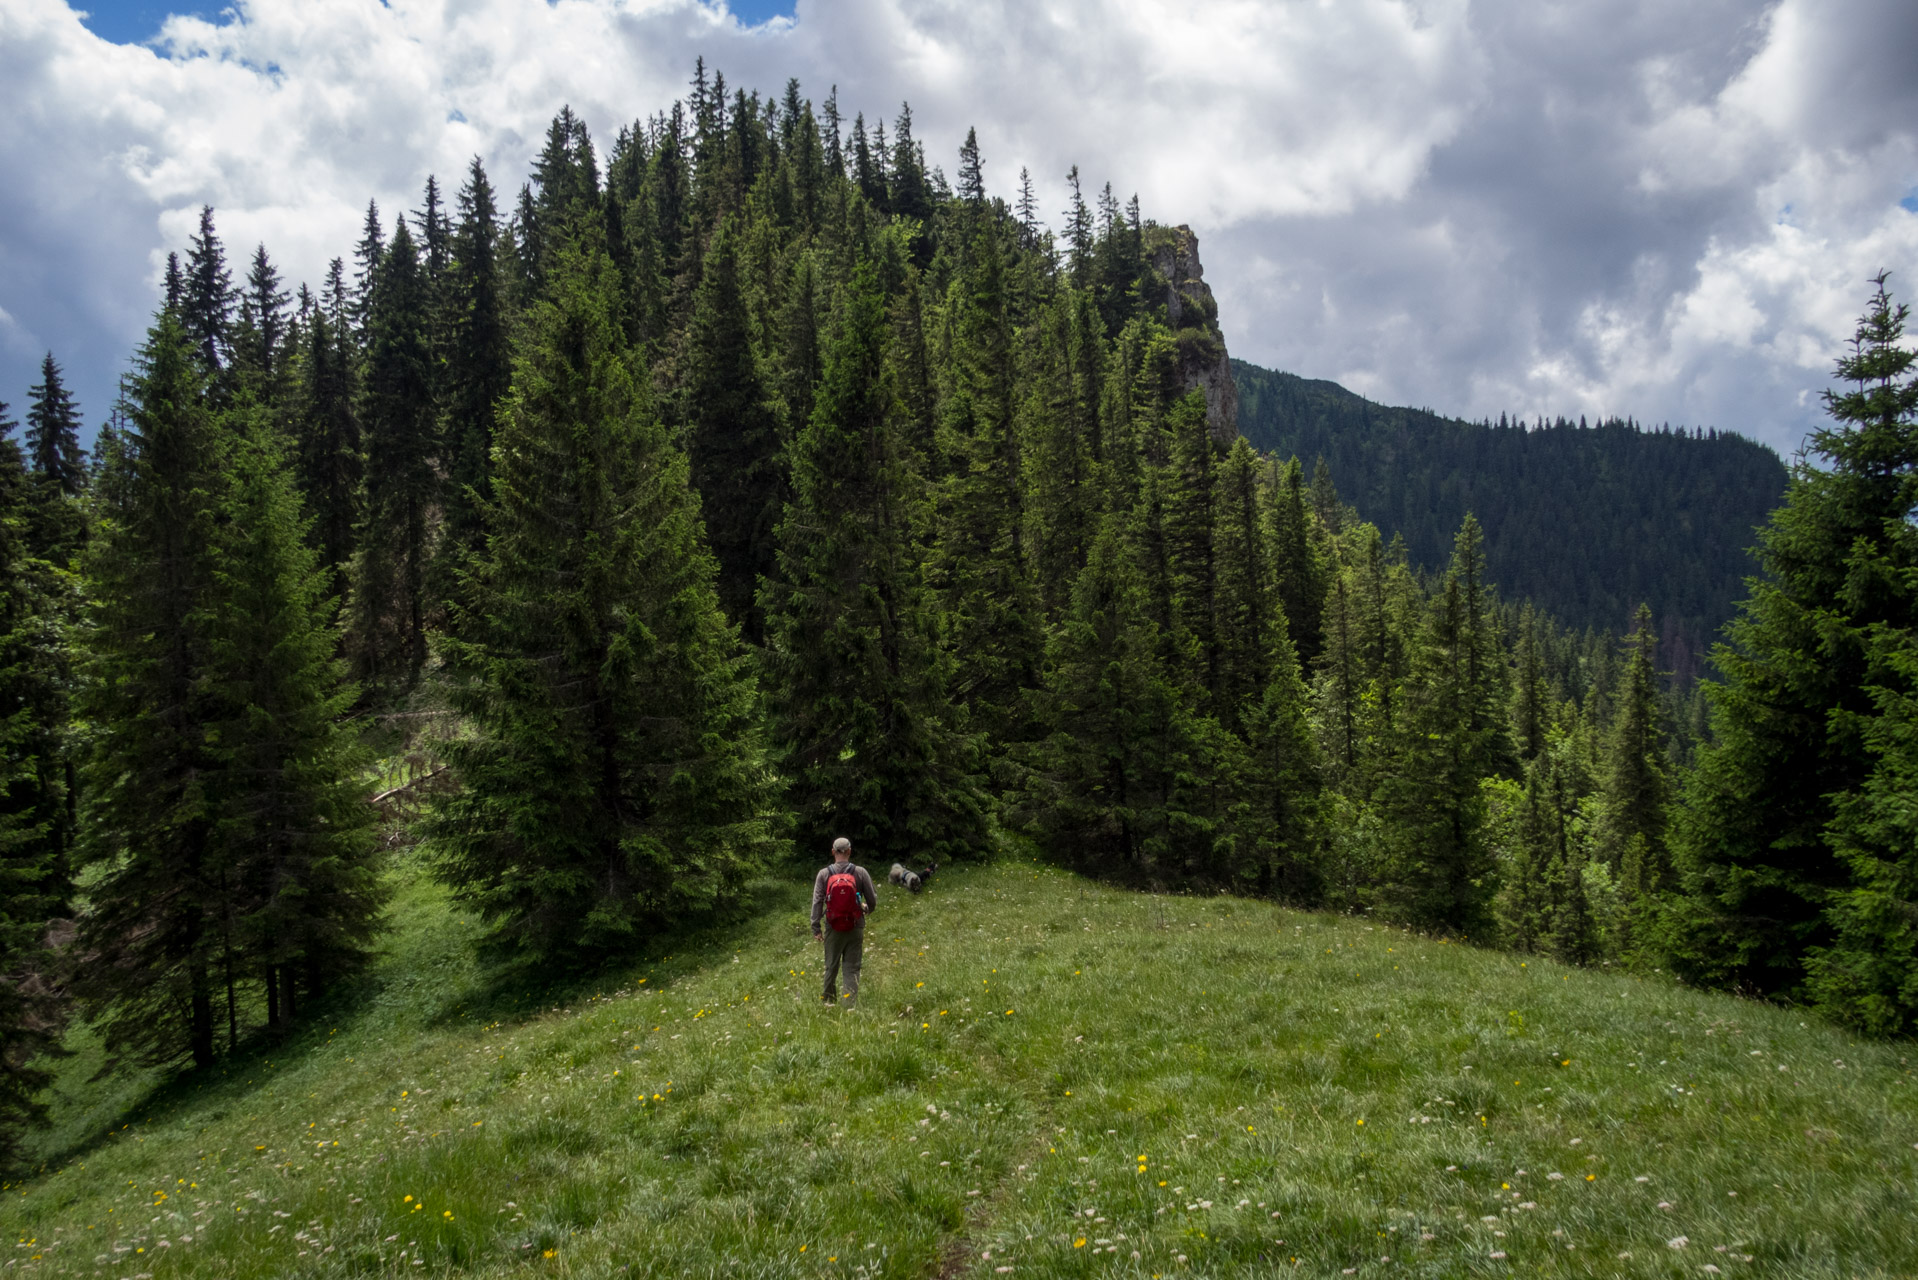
[{"xmin": 824, "ymin": 865, "xmax": 863, "ymax": 932}]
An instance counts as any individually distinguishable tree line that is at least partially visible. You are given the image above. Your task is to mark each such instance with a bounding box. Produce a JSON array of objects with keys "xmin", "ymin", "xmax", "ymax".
[
  {"xmin": 0, "ymin": 64, "xmax": 1912, "ymax": 1167},
  {"xmin": 1231, "ymin": 360, "xmax": 1790, "ymax": 680}
]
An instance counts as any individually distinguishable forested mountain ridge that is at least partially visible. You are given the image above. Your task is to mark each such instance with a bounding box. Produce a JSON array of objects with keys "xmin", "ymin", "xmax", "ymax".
[
  {"xmin": 0, "ymin": 62, "xmax": 1914, "ymax": 1176},
  {"xmin": 1232, "ymin": 359, "xmax": 1789, "ymax": 673}
]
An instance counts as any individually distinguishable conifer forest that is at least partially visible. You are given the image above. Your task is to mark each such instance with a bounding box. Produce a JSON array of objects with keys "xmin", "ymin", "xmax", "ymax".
[{"xmin": 0, "ymin": 67, "xmax": 1914, "ymax": 1166}]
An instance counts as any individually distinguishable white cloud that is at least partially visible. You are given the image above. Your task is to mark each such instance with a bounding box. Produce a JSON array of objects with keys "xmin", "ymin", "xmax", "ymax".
[{"xmin": 2, "ymin": 0, "xmax": 1914, "ymax": 453}]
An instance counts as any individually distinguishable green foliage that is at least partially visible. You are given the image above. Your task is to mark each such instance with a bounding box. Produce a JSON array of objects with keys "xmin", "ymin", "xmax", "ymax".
[
  {"xmin": 1375, "ymin": 520, "xmax": 1511, "ymax": 932},
  {"xmin": 202, "ymin": 408, "xmax": 385, "ymax": 1026},
  {"xmin": 1233, "ymin": 359, "xmax": 1788, "ymax": 662},
  {"xmin": 0, "ymin": 402, "xmax": 68, "ymax": 1168},
  {"xmin": 1018, "ymin": 513, "xmax": 1246, "ymax": 882},
  {"xmin": 74, "ymin": 313, "xmax": 379, "ymax": 1069},
  {"xmin": 295, "ymin": 261, "xmax": 360, "ymax": 591},
  {"xmin": 1670, "ymin": 277, "xmax": 1918, "ymax": 1009},
  {"xmin": 351, "ymin": 216, "xmax": 437, "ymax": 691},
  {"xmin": 761, "ymin": 261, "xmax": 988, "ymax": 861},
  {"xmin": 928, "ymin": 225, "xmax": 1043, "ymax": 756},
  {"xmin": 435, "ymin": 158, "xmax": 512, "ymax": 600},
  {"xmin": 682, "ymin": 214, "xmax": 783, "ymax": 642},
  {"xmin": 24, "ymin": 352, "xmax": 86, "ymax": 500},
  {"xmin": 73, "ymin": 315, "xmax": 233, "ymax": 1069},
  {"xmin": 429, "ymin": 226, "xmax": 780, "ymax": 964}
]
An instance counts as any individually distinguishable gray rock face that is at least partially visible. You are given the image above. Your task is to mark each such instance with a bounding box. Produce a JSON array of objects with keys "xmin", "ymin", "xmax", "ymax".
[{"xmin": 1149, "ymin": 224, "xmax": 1239, "ymax": 445}]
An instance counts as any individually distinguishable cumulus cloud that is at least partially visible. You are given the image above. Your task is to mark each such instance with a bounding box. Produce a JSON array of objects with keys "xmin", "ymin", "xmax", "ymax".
[{"xmin": 1, "ymin": 0, "xmax": 1913, "ymax": 453}]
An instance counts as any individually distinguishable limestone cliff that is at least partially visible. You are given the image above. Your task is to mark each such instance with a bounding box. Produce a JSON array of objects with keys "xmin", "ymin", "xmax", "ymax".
[{"xmin": 1145, "ymin": 224, "xmax": 1239, "ymax": 444}]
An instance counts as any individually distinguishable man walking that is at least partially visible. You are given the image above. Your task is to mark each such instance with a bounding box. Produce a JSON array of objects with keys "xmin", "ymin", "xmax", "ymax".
[{"xmin": 811, "ymin": 837, "xmax": 878, "ymax": 1008}]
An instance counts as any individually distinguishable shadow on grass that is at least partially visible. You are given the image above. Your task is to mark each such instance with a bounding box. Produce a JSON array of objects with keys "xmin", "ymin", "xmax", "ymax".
[
  {"xmin": 416, "ymin": 874, "xmax": 807, "ymax": 1031},
  {"xmin": 23, "ymin": 864, "xmax": 810, "ymax": 1179}
]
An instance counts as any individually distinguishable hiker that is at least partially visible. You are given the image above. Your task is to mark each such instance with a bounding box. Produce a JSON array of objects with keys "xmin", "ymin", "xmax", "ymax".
[{"xmin": 811, "ymin": 836, "xmax": 878, "ymax": 1008}]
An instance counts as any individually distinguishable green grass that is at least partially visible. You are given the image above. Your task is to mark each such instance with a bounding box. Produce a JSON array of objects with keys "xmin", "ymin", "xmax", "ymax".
[{"xmin": 8, "ymin": 855, "xmax": 1918, "ymax": 1278}]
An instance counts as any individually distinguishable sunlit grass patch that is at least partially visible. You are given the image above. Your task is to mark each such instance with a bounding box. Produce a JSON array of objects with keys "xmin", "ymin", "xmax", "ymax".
[{"xmin": 7, "ymin": 856, "xmax": 1918, "ymax": 1277}]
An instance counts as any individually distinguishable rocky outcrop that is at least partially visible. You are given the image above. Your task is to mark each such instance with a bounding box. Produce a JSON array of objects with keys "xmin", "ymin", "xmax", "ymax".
[{"xmin": 1147, "ymin": 224, "xmax": 1238, "ymax": 445}]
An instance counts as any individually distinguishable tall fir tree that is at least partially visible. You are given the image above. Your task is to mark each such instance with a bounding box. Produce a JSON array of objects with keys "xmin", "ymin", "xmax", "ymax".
[
  {"xmin": 430, "ymin": 221, "xmax": 779, "ymax": 962},
  {"xmin": 232, "ymin": 243, "xmax": 291, "ymax": 398},
  {"xmin": 22, "ymin": 352, "xmax": 89, "ymax": 565},
  {"xmin": 1597, "ymin": 604, "xmax": 1669, "ymax": 959},
  {"xmin": 436, "ymin": 158, "xmax": 513, "ymax": 600},
  {"xmin": 1210, "ymin": 436, "xmax": 1270, "ymax": 730},
  {"xmin": 297, "ymin": 261, "xmax": 362, "ymax": 590},
  {"xmin": 1160, "ymin": 392, "xmax": 1220, "ymax": 699},
  {"xmin": 24, "ymin": 353, "xmax": 85, "ymax": 499},
  {"xmin": 683, "ymin": 214, "xmax": 783, "ymax": 642},
  {"xmin": 1377, "ymin": 516, "xmax": 1514, "ymax": 932},
  {"xmin": 1268, "ymin": 456, "xmax": 1326, "ymax": 666},
  {"xmin": 1019, "ymin": 512, "xmax": 1246, "ymax": 883},
  {"xmin": 930, "ymin": 225, "xmax": 1042, "ymax": 754},
  {"xmin": 1670, "ymin": 276, "xmax": 1918, "ymax": 1006},
  {"xmin": 351, "ymin": 200, "xmax": 385, "ymax": 339},
  {"xmin": 201, "ymin": 405, "xmax": 384, "ymax": 1035},
  {"xmin": 71, "ymin": 315, "xmax": 234, "ymax": 1068},
  {"xmin": 182, "ymin": 206, "xmax": 235, "ymax": 372},
  {"xmin": 760, "ymin": 262, "xmax": 987, "ymax": 860},
  {"xmin": 0, "ymin": 400, "xmax": 68, "ymax": 1165},
  {"xmin": 352, "ymin": 218, "xmax": 438, "ymax": 690}
]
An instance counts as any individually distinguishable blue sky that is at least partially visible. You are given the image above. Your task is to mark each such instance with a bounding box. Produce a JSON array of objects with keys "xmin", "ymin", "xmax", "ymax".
[{"xmin": 75, "ymin": 0, "xmax": 797, "ymax": 44}]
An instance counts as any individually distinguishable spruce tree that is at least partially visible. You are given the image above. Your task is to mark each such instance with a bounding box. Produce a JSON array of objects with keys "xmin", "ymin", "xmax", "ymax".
[
  {"xmin": 351, "ymin": 200, "xmax": 385, "ymax": 338},
  {"xmin": 684, "ymin": 214, "xmax": 783, "ymax": 641},
  {"xmin": 930, "ymin": 226, "xmax": 1042, "ymax": 753},
  {"xmin": 1377, "ymin": 516, "xmax": 1514, "ymax": 932},
  {"xmin": 1160, "ymin": 392, "xmax": 1219, "ymax": 698},
  {"xmin": 430, "ymin": 222, "xmax": 779, "ymax": 962},
  {"xmin": 71, "ymin": 315, "xmax": 234, "ymax": 1068},
  {"xmin": 760, "ymin": 262, "xmax": 987, "ymax": 860},
  {"xmin": 201, "ymin": 405, "xmax": 384, "ymax": 1033},
  {"xmin": 352, "ymin": 218, "xmax": 438, "ymax": 689},
  {"xmin": 887, "ymin": 103, "xmax": 932, "ymax": 226},
  {"xmin": 24, "ymin": 353, "xmax": 85, "ymax": 499},
  {"xmin": 1063, "ymin": 167, "xmax": 1094, "ymax": 286},
  {"xmin": 1268, "ymin": 457, "xmax": 1326, "ymax": 665},
  {"xmin": 1021, "ymin": 514, "xmax": 1223, "ymax": 876},
  {"xmin": 1671, "ymin": 276, "xmax": 1918, "ymax": 1004},
  {"xmin": 437, "ymin": 158, "xmax": 512, "ymax": 600},
  {"xmin": 182, "ymin": 206, "xmax": 235, "ymax": 371},
  {"xmin": 0, "ymin": 402, "xmax": 68, "ymax": 1163},
  {"xmin": 1810, "ymin": 628, "xmax": 1918, "ymax": 1033},
  {"xmin": 956, "ymin": 126, "xmax": 986, "ymax": 205},
  {"xmin": 1211, "ymin": 436, "xmax": 1273, "ymax": 730},
  {"xmin": 1597, "ymin": 604, "xmax": 1669, "ymax": 958},
  {"xmin": 163, "ymin": 252, "xmax": 185, "ymax": 315},
  {"xmin": 233, "ymin": 243, "xmax": 291, "ymax": 396},
  {"xmin": 1509, "ymin": 603, "xmax": 1549, "ymax": 761},
  {"xmin": 1021, "ymin": 286, "xmax": 1102, "ymax": 616},
  {"xmin": 1241, "ymin": 626, "xmax": 1324, "ymax": 900},
  {"xmin": 22, "ymin": 352, "xmax": 89, "ymax": 565},
  {"xmin": 296, "ymin": 261, "xmax": 361, "ymax": 589},
  {"xmin": 772, "ymin": 249, "xmax": 822, "ymax": 445}
]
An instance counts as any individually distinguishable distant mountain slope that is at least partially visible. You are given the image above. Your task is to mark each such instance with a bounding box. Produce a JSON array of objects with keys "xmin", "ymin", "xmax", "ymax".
[{"xmin": 1231, "ymin": 359, "xmax": 1789, "ymax": 670}]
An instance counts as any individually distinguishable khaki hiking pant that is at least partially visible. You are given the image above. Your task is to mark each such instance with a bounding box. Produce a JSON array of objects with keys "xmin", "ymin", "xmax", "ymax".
[{"xmin": 821, "ymin": 924, "xmax": 864, "ymax": 1005}]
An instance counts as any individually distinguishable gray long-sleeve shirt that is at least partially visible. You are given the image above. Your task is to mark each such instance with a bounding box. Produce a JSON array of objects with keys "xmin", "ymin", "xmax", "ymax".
[{"xmin": 811, "ymin": 861, "xmax": 878, "ymax": 931}]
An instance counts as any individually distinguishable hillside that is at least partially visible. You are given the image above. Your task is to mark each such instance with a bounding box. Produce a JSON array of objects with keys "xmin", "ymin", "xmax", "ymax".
[
  {"xmin": 10, "ymin": 857, "xmax": 1916, "ymax": 1279},
  {"xmin": 1231, "ymin": 360, "xmax": 1789, "ymax": 667}
]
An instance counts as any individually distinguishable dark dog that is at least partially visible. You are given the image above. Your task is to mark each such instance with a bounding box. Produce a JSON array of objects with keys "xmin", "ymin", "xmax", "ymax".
[{"xmin": 889, "ymin": 862, "xmax": 937, "ymax": 894}]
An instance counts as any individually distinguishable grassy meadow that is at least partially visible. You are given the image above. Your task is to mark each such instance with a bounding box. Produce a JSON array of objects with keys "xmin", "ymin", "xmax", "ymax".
[{"xmin": 7, "ymin": 855, "xmax": 1918, "ymax": 1279}]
